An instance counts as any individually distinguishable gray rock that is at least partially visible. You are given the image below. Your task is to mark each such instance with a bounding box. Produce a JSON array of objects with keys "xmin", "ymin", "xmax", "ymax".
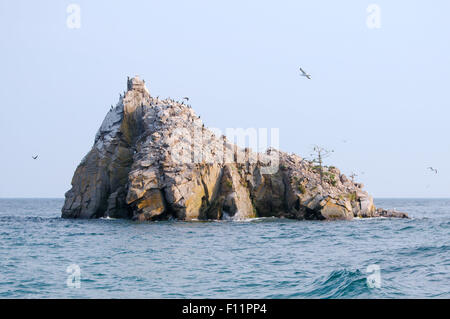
[
  {"xmin": 374, "ymin": 208, "xmax": 409, "ymax": 218},
  {"xmin": 62, "ymin": 77, "xmax": 408, "ymax": 221}
]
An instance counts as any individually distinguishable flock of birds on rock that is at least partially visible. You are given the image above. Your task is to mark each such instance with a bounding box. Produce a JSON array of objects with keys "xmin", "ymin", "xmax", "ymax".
[{"xmin": 30, "ymin": 69, "xmax": 441, "ymax": 186}]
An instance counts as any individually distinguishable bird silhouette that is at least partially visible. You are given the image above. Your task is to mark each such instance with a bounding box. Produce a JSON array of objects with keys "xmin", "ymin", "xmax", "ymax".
[
  {"xmin": 32, "ymin": 155, "xmax": 38, "ymax": 160},
  {"xmin": 183, "ymin": 97, "xmax": 189, "ymax": 102},
  {"xmin": 299, "ymin": 67, "xmax": 311, "ymax": 79},
  {"xmin": 427, "ymin": 167, "xmax": 438, "ymax": 174}
]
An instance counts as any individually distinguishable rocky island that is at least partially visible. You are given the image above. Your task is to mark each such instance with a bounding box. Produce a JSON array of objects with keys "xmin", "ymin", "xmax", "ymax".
[{"xmin": 62, "ymin": 77, "xmax": 408, "ymax": 221}]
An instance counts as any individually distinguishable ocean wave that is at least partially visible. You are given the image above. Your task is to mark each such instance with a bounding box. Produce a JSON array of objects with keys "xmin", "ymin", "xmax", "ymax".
[
  {"xmin": 99, "ymin": 216, "xmax": 118, "ymax": 221},
  {"xmin": 0, "ymin": 215, "xmax": 60, "ymax": 223},
  {"xmin": 397, "ymin": 244, "xmax": 450, "ymax": 257},
  {"xmin": 232, "ymin": 216, "xmax": 283, "ymax": 223},
  {"xmin": 300, "ymin": 269, "xmax": 372, "ymax": 298},
  {"xmin": 267, "ymin": 269, "xmax": 374, "ymax": 298}
]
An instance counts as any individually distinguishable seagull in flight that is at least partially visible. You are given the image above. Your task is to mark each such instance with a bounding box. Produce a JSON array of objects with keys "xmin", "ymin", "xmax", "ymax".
[
  {"xmin": 32, "ymin": 155, "xmax": 38, "ymax": 160},
  {"xmin": 299, "ymin": 67, "xmax": 311, "ymax": 80},
  {"xmin": 427, "ymin": 167, "xmax": 438, "ymax": 174},
  {"xmin": 183, "ymin": 97, "xmax": 189, "ymax": 102}
]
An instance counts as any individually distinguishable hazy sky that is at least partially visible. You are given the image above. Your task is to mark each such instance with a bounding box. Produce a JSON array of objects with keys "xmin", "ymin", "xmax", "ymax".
[{"xmin": 1, "ymin": 0, "xmax": 449, "ymax": 198}]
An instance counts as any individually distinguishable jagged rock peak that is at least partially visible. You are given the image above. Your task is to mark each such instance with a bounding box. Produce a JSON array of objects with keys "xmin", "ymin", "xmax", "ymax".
[
  {"xmin": 127, "ymin": 75, "xmax": 149, "ymax": 95},
  {"xmin": 61, "ymin": 77, "xmax": 408, "ymax": 221}
]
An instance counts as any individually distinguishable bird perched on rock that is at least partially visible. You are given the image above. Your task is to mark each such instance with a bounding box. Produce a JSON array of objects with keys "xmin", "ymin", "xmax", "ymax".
[
  {"xmin": 299, "ymin": 67, "xmax": 311, "ymax": 79},
  {"xmin": 427, "ymin": 167, "xmax": 438, "ymax": 174}
]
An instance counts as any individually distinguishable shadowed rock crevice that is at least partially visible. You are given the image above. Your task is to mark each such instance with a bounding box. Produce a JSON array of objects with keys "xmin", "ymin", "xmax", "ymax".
[{"xmin": 62, "ymin": 77, "xmax": 408, "ymax": 221}]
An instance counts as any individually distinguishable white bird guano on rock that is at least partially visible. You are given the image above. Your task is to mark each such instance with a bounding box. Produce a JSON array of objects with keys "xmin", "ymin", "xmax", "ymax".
[{"xmin": 61, "ymin": 76, "xmax": 408, "ymax": 221}]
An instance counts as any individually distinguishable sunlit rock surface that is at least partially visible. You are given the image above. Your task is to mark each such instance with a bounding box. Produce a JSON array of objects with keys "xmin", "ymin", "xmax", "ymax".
[{"xmin": 62, "ymin": 77, "xmax": 408, "ymax": 221}]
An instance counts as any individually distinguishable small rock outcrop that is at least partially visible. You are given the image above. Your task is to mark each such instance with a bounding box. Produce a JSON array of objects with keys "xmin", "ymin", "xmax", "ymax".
[{"xmin": 62, "ymin": 77, "xmax": 408, "ymax": 221}]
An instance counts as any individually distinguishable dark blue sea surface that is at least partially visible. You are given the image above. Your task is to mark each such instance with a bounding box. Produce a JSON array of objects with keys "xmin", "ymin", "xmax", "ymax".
[{"xmin": 0, "ymin": 198, "xmax": 448, "ymax": 298}]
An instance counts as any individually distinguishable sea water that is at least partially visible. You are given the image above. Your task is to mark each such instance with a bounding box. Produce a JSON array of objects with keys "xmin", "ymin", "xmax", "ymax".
[{"xmin": 0, "ymin": 198, "xmax": 448, "ymax": 298}]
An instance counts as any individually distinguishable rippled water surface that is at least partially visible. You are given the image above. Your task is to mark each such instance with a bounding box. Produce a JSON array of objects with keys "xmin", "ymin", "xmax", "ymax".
[{"xmin": 0, "ymin": 198, "xmax": 448, "ymax": 298}]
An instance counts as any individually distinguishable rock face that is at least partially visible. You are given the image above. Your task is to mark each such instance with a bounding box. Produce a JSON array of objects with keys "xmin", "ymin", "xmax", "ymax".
[{"xmin": 62, "ymin": 77, "xmax": 408, "ymax": 221}]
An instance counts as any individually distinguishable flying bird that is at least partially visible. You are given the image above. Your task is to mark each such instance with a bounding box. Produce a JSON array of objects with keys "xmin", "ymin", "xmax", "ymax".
[
  {"xmin": 299, "ymin": 67, "xmax": 311, "ymax": 80},
  {"xmin": 183, "ymin": 97, "xmax": 189, "ymax": 102},
  {"xmin": 427, "ymin": 167, "xmax": 438, "ymax": 174},
  {"xmin": 32, "ymin": 155, "xmax": 38, "ymax": 160}
]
